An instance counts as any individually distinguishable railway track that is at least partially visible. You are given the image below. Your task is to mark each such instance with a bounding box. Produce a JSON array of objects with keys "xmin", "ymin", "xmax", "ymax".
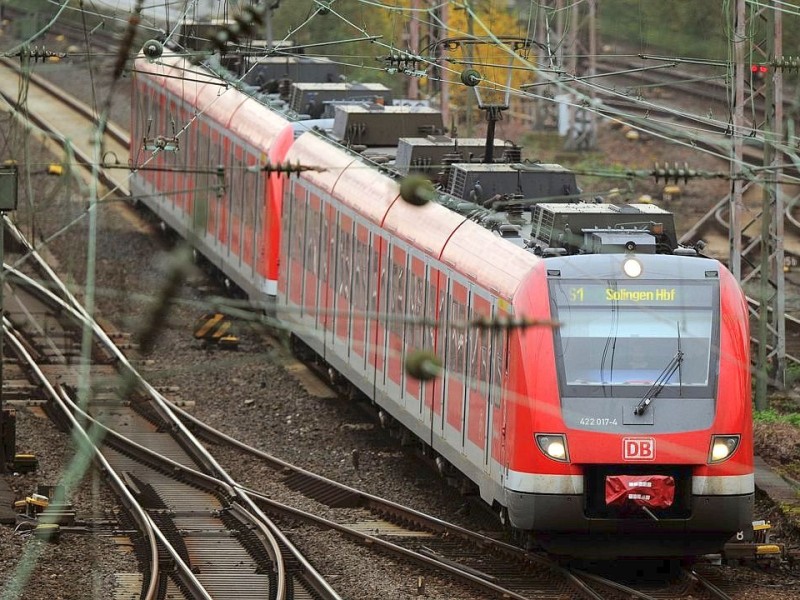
[
  {"xmin": 2, "ymin": 220, "xmax": 341, "ymax": 599},
  {"xmin": 166, "ymin": 383, "xmax": 748, "ymax": 600},
  {"xmin": 175, "ymin": 384, "xmax": 744, "ymax": 600},
  {"xmin": 0, "ymin": 54, "xmax": 131, "ymax": 196}
]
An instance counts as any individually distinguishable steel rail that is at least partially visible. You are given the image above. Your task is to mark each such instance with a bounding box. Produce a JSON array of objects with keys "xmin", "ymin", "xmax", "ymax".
[{"xmin": 1, "ymin": 316, "xmax": 164, "ymax": 600}]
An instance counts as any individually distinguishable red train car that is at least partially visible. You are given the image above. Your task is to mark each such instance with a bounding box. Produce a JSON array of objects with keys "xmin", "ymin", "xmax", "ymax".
[
  {"xmin": 279, "ymin": 132, "xmax": 752, "ymax": 557},
  {"xmin": 130, "ymin": 50, "xmax": 753, "ymax": 558},
  {"xmin": 131, "ymin": 53, "xmax": 293, "ymax": 298}
]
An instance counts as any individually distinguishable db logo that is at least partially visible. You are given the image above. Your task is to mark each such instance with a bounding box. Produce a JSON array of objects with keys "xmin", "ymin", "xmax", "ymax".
[{"xmin": 623, "ymin": 437, "xmax": 656, "ymax": 461}]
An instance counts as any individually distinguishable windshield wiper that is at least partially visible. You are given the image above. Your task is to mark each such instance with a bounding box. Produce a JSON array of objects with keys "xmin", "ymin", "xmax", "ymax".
[{"xmin": 633, "ymin": 350, "xmax": 684, "ymax": 416}]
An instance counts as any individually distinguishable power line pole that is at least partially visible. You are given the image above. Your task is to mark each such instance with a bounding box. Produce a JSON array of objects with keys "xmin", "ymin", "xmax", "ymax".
[
  {"xmin": 430, "ymin": 1, "xmax": 450, "ymax": 126},
  {"xmin": 729, "ymin": 0, "xmax": 745, "ymax": 282},
  {"xmin": 409, "ymin": 0, "xmax": 420, "ymax": 100},
  {"xmin": 532, "ymin": 0, "xmax": 560, "ymax": 131},
  {"xmin": 563, "ymin": 0, "xmax": 597, "ymax": 151},
  {"xmin": 730, "ymin": 0, "xmax": 785, "ymax": 409},
  {"xmin": 465, "ymin": 2, "xmax": 475, "ymax": 137}
]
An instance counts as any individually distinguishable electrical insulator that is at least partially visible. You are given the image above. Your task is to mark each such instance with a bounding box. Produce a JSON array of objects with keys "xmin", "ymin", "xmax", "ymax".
[
  {"xmin": 460, "ymin": 69, "xmax": 482, "ymax": 87},
  {"xmin": 142, "ymin": 40, "xmax": 163, "ymax": 61}
]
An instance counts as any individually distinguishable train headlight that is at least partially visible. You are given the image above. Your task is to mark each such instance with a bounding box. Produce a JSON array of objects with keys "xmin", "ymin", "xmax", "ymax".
[
  {"xmin": 622, "ymin": 257, "xmax": 643, "ymax": 278},
  {"xmin": 709, "ymin": 435, "xmax": 740, "ymax": 463},
  {"xmin": 535, "ymin": 434, "xmax": 569, "ymax": 462}
]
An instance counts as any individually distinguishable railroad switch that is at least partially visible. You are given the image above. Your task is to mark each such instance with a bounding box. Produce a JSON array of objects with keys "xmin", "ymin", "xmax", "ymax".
[
  {"xmin": 32, "ymin": 523, "xmax": 60, "ymax": 541},
  {"xmin": 14, "ymin": 493, "xmax": 49, "ymax": 517},
  {"xmin": 12, "ymin": 453, "xmax": 37, "ymax": 473},
  {"xmin": 13, "ymin": 486, "xmax": 76, "ymax": 525},
  {"xmin": 193, "ymin": 313, "xmax": 239, "ymax": 350}
]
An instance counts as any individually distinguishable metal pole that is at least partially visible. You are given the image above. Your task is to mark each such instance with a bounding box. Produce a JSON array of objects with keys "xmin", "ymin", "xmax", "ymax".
[
  {"xmin": 756, "ymin": 1, "xmax": 784, "ymax": 408},
  {"xmin": 409, "ymin": 0, "xmax": 420, "ymax": 100},
  {"xmin": 440, "ymin": 3, "xmax": 450, "ymax": 127},
  {"xmin": 729, "ymin": 0, "xmax": 745, "ymax": 281},
  {"xmin": 465, "ymin": 1, "xmax": 474, "ymax": 137}
]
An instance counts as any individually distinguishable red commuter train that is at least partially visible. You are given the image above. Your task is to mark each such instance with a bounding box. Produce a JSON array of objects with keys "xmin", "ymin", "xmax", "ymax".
[{"xmin": 130, "ymin": 48, "xmax": 753, "ymax": 558}]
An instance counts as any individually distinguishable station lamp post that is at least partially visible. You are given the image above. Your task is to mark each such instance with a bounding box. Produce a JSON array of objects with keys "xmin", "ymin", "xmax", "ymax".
[{"xmin": 0, "ymin": 163, "xmax": 18, "ymax": 473}]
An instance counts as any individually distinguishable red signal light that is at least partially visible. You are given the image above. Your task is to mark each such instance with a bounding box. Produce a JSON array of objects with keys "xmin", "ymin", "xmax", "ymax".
[{"xmin": 751, "ymin": 64, "xmax": 768, "ymax": 73}]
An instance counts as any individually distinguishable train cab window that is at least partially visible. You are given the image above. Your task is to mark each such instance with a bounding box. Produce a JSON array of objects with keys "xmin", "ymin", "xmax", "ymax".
[{"xmin": 549, "ymin": 280, "xmax": 718, "ymax": 398}]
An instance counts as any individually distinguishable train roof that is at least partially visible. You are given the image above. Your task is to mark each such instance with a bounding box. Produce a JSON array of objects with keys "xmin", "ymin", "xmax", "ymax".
[
  {"xmin": 135, "ymin": 52, "xmax": 290, "ymax": 150},
  {"xmin": 288, "ymin": 130, "xmax": 541, "ymax": 299},
  {"xmin": 285, "ymin": 130, "xmax": 400, "ymax": 224}
]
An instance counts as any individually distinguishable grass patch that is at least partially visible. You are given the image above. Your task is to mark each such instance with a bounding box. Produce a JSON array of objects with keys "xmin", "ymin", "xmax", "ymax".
[{"xmin": 754, "ymin": 409, "xmax": 800, "ymax": 428}]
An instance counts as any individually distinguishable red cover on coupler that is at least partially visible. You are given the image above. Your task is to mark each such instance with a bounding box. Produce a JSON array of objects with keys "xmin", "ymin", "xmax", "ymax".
[{"xmin": 605, "ymin": 475, "xmax": 675, "ymax": 508}]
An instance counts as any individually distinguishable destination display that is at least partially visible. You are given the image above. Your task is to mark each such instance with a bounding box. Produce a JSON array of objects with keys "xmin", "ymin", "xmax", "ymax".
[{"xmin": 560, "ymin": 283, "xmax": 714, "ymax": 307}]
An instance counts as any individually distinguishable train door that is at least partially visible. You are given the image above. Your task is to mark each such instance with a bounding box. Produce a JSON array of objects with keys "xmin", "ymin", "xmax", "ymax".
[
  {"xmin": 490, "ymin": 299, "xmax": 510, "ymax": 478},
  {"xmin": 319, "ymin": 199, "xmax": 336, "ymax": 341},
  {"xmin": 181, "ymin": 102, "xmax": 193, "ymax": 218},
  {"xmin": 350, "ymin": 221, "xmax": 370, "ymax": 374},
  {"xmin": 184, "ymin": 111, "xmax": 196, "ymax": 222},
  {"xmin": 194, "ymin": 121, "xmax": 210, "ymax": 241},
  {"xmin": 404, "ymin": 254, "xmax": 425, "ymax": 418},
  {"xmin": 367, "ymin": 234, "xmax": 389, "ymax": 394},
  {"xmin": 423, "ymin": 264, "xmax": 443, "ymax": 441},
  {"xmin": 244, "ymin": 149, "xmax": 260, "ymax": 277},
  {"xmin": 465, "ymin": 289, "xmax": 490, "ymax": 467},
  {"xmin": 304, "ymin": 193, "xmax": 323, "ymax": 331},
  {"xmin": 219, "ymin": 131, "xmax": 232, "ymax": 250},
  {"xmin": 154, "ymin": 93, "xmax": 167, "ymax": 199},
  {"xmin": 241, "ymin": 148, "xmax": 257, "ymax": 271},
  {"xmin": 229, "ymin": 143, "xmax": 244, "ymax": 262},
  {"xmin": 174, "ymin": 102, "xmax": 186, "ymax": 215},
  {"xmin": 443, "ymin": 278, "xmax": 468, "ymax": 450},
  {"xmin": 333, "ymin": 212, "xmax": 354, "ymax": 357},
  {"xmin": 208, "ymin": 127, "xmax": 221, "ymax": 249},
  {"xmin": 217, "ymin": 133, "xmax": 233, "ymax": 251},
  {"xmin": 281, "ymin": 179, "xmax": 306, "ymax": 312},
  {"xmin": 385, "ymin": 244, "xmax": 407, "ymax": 396},
  {"xmin": 432, "ymin": 269, "xmax": 448, "ymax": 437},
  {"xmin": 166, "ymin": 99, "xmax": 180, "ymax": 212}
]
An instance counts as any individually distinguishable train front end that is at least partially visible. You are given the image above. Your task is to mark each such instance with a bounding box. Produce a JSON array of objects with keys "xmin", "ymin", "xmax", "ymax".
[{"xmin": 508, "ymin": 252, "xmax": 753, "ymax": 558}]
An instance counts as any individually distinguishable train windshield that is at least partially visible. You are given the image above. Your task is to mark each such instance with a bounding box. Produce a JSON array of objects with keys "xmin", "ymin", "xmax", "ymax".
[{"xmin": 549, "ymin": 280, "xmax": 718, "ymax": 397}]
